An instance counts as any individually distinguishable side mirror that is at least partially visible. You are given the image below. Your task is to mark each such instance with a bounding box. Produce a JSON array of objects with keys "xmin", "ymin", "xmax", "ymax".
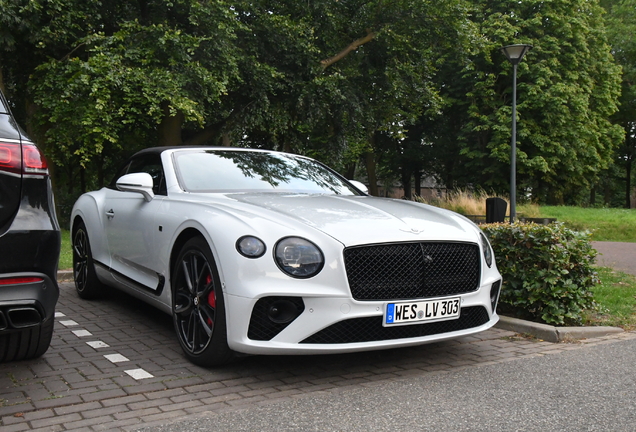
[
  {"xmin": 116, "ymin": 172, "xmax": 155, "ymax": 202},
  {"xmin": 349, "ymin": 180, "xmax": 368, "ymax": 195}
]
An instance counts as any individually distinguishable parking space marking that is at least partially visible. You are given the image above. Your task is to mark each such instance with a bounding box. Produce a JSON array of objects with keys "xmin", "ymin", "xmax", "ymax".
[
  {"xmin": 59, "ymin": 320, "xmax": 79, "ymax": 326},
  {"xmin": 72, "ymin": 329, "xmax": 92, "ymax": 337},
  {"xmin": 125, "ymin": 368, "xmax": 154, "ymax": 380},
  {"xmin": 54, "ymin": 311, "xmax": 65, "ymax": 318},
  {"xmin": 104, "ymin": 353, "xmax": 129, "ymax": 363},
  {"xmin": 86, "ymin": 341, "xmax": 109, "ymax": 349}
]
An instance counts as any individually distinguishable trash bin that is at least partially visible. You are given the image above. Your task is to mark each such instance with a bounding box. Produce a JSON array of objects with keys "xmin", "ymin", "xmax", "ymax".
[{"xmin": 486, "ymin": 198, "xmax": 507, "ymax": 223}]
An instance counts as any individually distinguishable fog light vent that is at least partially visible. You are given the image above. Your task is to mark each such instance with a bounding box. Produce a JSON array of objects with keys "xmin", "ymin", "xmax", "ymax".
[{"xmin": 248, "ymin": 297, "xmax": 305, "ymax": 341}]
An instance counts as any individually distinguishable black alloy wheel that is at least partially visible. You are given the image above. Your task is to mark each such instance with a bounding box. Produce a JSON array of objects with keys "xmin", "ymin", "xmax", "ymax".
[
  {"xmin": 172, "ymin": 237, "xmax": 233, "ymax": 366},
  {"xmin": 72, "ymin": 221, "xmax": 104, "ymax": 299}
]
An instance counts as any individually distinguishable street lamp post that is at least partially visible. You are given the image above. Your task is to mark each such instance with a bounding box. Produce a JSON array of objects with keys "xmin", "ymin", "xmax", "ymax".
[{"xmin": 501, "ymin": 44, "xmax": 532, "ymax": 223}]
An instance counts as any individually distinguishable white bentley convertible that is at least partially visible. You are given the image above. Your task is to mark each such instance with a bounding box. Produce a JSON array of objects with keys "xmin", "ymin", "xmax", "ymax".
[{"xmin": 71, "ymin": 147, "xmax": 502, "ymax": 366}]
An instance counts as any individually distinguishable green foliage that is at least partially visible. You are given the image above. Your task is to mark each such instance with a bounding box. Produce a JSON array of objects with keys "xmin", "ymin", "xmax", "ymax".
[
  {"xmin": 0, "ymin": 0, "xmax": 626, "ymax": 207},
  {"xmin": 415, "ymin": 0, "xmax": 623, "ymax": 202},
  {"xmin": 482, "ymin": 222, "xmax": 598, "ymax": 325},
  {"xmin": 601, "ymin": 0, "xmax": 636, "ymax": 208}
]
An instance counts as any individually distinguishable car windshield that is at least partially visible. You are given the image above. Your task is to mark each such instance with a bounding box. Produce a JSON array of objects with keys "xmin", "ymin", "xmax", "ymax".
[{"xmin": 173, "ymin": 150, "xmax": 360, "ymax": 195}]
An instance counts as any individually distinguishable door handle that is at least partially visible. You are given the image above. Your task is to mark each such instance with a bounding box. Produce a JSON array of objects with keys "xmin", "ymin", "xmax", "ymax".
[{"xmin": 106, "ymin": 209, "xmax": 115, "ymax": 219}]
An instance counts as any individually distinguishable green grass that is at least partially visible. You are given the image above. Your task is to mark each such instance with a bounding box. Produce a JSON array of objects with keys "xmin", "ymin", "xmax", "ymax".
[
  {"xmin": 539, "ymin": 206, "xmax": 636, "ymax": 242},
  {"xmin": 584, "ymin": 267, "xmax": 636, "ymax": 330},
  {"xmin": 60, "ymin": 229, "xmax": 72, "ymax": 270}
]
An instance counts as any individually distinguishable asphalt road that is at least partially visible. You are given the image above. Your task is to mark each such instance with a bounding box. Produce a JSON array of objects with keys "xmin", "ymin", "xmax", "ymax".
[{"xmin": 138, "ymin": 337, "xmax": 636, "ymax": 432}]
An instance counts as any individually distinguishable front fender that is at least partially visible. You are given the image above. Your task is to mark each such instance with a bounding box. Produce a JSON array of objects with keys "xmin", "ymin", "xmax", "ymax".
[{"xmin": 71, "ymin": 190, "xmax": 110, "ymax": 268}]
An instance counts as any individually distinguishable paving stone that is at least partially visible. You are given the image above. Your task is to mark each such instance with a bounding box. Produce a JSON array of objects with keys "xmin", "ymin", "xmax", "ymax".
[
  {"xmin": 81, "ymin": 405, "xmax": 130, "ymax": 419},
  {"xmin": 53, "ymin": 401, "xmax": 102, "ymax": 416},
  {"xmin": 91, "ymin": 417, "xmax": 143, "ymax": 431},
  {"xmin": 1, "ymin": 281, "xmax": 633, "ymax": 431},
  {"xmin": 62, "ymin": 414, "xmax": 115, "ymax": 430},
  {"xmin": 30, "ymin": 412, "xmax": 82, "ymax": 429},
  {"xmin": 80, "ymin": 389, "xmax": 128, "ymax": 403},
  {"xmin": 1, "ymin": 423, "xmax": 31, "ymax": 432},
  {"xmin": 144, "ymin": 388, "xmax": 188, "ymax": 401},
  {"xmin": 100, "ymin": 394, "xmax": 147, "ymax": 408},
  {"xmin": 32, "ymin": 396, "xmax": 84, "ymax": 410},
  {"xmin": 113, "ymin": 407, "xmax": 161, "ymax": 421},
  {"xmin": 1, "ymin": 414, "xmax": 30, "ymax": 426}
]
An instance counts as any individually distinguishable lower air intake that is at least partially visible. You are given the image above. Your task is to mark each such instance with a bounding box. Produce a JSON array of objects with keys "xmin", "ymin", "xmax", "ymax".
[{"xmin": 301, "ymin": 306, "xmax": 489, "ymax": 344}]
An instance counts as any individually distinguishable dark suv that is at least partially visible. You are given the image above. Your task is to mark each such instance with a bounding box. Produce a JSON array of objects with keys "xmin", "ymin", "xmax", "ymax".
[{"xmin": 0, "ymin": 89, "xmax": 60, "ymax": 361}]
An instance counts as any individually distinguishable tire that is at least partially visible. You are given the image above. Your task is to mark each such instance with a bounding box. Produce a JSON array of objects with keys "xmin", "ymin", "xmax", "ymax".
[
  {"xmin": 0, "ymin": 317, "xmax": 54, "ymax": 362},
  {"xmin": 172, "ymin": 237, "xmax": 234, "ymax": 366},
  {"xmin": 73, "ymin": 220, "xmax": 106, "ymax": 299}
]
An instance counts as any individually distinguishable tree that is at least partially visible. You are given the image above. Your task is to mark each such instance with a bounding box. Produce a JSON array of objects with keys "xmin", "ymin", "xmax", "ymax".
[
  {"xmin": 413, "ymin": 0, "xmax": 623, "ymax": 203},
  {"xmin": 3, "ymin": 0, "xmax": 476, "ymax": 198},
  {"xmin": 602, "ymin": 0, "xmax": 636, "ymax": 208}
]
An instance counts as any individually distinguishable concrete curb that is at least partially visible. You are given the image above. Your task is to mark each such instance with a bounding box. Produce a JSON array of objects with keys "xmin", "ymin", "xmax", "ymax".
[
  {"xmin": 496, "ymin": 315, "xmax": 624, "ymax": 342},
  {"xmin": 57, "ymin": 269, "xmax": 73, "ymax": 282}
]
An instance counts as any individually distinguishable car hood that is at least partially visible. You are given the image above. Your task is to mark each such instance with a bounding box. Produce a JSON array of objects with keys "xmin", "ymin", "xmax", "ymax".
[{"xmin": 215, "ymin": 193, "xmax": 479, "ymax": 247}]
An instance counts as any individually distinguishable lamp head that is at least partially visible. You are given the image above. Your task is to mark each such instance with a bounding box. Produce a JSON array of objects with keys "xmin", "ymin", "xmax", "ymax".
[{"xmin": 501, "ymin": 44, "xmax": 533, "ymax": 65}]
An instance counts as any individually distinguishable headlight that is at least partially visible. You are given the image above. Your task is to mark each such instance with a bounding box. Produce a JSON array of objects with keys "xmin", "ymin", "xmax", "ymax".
[
  {"xmin": 480, "ymin": 232, "xmax": 493, "ymax": 268},
  {"xmin": 236, "ymin": 236, "xmax": 266, "ymax": 258},
  {"xmin": 274, "ymin": 237, "xmax": 324, "ymax": 278}
]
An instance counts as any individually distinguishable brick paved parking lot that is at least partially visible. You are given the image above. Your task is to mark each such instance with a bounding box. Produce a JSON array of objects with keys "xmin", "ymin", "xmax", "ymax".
[{"xmin": 2, "ymin": 282, "xmax": 635, "ymax": 431}]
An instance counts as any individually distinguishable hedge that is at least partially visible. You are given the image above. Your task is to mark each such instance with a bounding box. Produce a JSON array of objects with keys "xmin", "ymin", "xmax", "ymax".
[{"xmin": 482, "ymin": 222, "xmax": 598, "ymax": 325}]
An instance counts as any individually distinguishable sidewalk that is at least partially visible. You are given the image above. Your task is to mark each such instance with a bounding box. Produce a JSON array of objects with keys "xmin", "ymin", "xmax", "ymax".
[{"xmin": 592, "ymin": 241, "xmax": 636, "ymax": 276}]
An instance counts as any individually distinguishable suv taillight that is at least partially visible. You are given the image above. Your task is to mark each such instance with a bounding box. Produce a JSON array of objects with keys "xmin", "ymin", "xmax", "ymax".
[
  {"xmin": 0, "ymin": 142, "xmax": 22, "ymax": 174},
  {"xmin": 23, "ymin": 144, "xmax": 49, "ymax": 175},
  {"xmin": 0, "ymin": 142, "xmax": 49, "ymax": 176}
]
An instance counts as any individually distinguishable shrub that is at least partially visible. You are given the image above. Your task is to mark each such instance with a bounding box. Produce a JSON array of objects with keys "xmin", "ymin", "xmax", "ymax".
[{"xmin": 482, "ymin": 222, "xmax": 598, "ymax": 325}]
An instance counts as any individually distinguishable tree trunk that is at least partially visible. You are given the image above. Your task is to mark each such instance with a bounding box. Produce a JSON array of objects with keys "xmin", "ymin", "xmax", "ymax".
[
  {"xmin": 365, "ymin": 151, "xmax": 379, "ymax": 196},
  {"xmin": 626, "ymin": 156, "xmax": 632, "ymax": 209},
  {"xmin": 344, "ymin": 162, "xmax": 356, "ymax": 180},
  {"xmin": 401, "ymin": 170, "xmax": 412, "ymax": 200},
  {"xmin": 222, "ymin": 132, "xmax": 231, "ymax": 146},
  {"xmin": 157, "ymin": 102, "xmax": 184, "ymax": 146},
  {"xmin": 97, "ymin": 152, "xmax": 105, "ymax": 188},
  {"xmin": 80, "ymin": 167, "xmax": 86, "ymax": 194},
  {"xmin": 414, "ymin": 171, "xmax": 422, "ymax": 197},
  {"xmin": 320, "ymin": 31, "xmax": 377, "ymax": 70},
  {"xmin": 604, "ymin": 183, "xmax": 612, "ymax": 206}
]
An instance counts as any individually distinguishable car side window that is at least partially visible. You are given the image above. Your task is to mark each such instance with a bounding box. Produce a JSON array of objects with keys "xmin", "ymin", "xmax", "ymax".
[
  {"xmin": 128, "ymin": 156, "xmax": 167, "ymax": 196},
  {"xmin": 110, "ymin": 154, "xmax": 167, "ymax": 195}
]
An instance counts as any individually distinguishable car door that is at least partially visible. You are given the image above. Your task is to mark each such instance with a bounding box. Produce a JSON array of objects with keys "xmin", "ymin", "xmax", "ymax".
[{"xmin": 103, "ymin": 154, "xmax": 167, "ymax": 291}]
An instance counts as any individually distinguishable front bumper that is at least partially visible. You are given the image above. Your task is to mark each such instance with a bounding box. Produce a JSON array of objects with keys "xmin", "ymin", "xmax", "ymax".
[{"xmin": 224, "ymin": 280, "xmax": 500, "ymax": 355}]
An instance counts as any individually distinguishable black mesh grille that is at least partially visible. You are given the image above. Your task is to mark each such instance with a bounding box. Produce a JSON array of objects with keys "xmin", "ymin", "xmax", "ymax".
[
  {"xmin": 247, "ymin": 297, "xmax": 305, "ymax": 341},
  {"xmin": 344, "ymin": 242, "xmax": 481, "ymax": 301},
  {"xmin": 301, "ymin": 306, "xmax": 489, "ymax": 344}
]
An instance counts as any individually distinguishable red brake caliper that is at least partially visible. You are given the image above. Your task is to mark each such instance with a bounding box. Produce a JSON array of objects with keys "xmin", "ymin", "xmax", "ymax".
[{"xmin": 206, "ymin": 274, "xmax": 215, "ymax": 325}]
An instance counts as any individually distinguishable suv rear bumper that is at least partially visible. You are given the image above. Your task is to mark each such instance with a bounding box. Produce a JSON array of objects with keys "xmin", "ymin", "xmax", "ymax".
[
  {"xmin": 0, "ymin": 222, "xmax": 61, "ymax": 333},
  {"xmin": 0, "ymin": 273, "xmax": 58, "ymax": 332}
]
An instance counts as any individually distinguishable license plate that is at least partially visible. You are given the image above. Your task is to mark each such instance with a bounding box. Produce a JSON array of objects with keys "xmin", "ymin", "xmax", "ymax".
[{"xmin": 384, "ymin": 297, "xmax": 461, "ymax": 326}]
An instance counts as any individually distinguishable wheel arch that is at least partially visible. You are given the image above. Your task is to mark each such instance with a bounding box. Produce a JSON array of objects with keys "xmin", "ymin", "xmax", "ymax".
[
  {"xmin": 169, "ymin": 228, "xmax": 206, "ymax": 287},
  {"xmin": 70, "ymin": 192, "xmax": 110, "ymax": 266}
]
